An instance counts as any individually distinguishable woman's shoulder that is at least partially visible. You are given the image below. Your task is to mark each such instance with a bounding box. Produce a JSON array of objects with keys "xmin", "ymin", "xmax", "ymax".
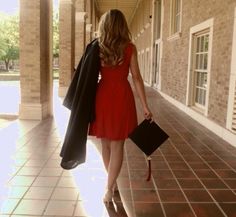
[
  {"xmin": 127, "ymin": 41, "xmax": 135, "ymax": 48},
  {"xmin": 126, "ymin": 42, "xmax": 137, "ymax": 56},
  {"xmin": 125, "ymin": 42, "xmax": 135, "ymax": 52}
]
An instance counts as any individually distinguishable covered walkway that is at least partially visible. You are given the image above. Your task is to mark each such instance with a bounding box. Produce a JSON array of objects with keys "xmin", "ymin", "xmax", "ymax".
[{"xmin": 1, "ymin": 84, "xmax": 236, "ymax": 217}]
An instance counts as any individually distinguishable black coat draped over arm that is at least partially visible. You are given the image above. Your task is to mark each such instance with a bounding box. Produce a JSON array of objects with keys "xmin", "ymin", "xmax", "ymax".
[{"xmin": 60, "ymin": 39, "xmax": 100, "ymax": 169}]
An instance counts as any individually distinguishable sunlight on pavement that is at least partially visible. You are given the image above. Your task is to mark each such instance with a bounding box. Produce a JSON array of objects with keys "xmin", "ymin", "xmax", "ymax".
[
  {"xmin": 0, "ymin": 80, "xmax": 130, "ymax": 217},
  {"xmin": 0, "ymin": 81, "xmax": 20, "ymax": 115}
]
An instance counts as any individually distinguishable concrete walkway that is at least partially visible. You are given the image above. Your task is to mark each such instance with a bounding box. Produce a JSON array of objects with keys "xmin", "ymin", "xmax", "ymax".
[{"xmin": 0, "ymin": 82, "xmax": 236, "ymax": 216}]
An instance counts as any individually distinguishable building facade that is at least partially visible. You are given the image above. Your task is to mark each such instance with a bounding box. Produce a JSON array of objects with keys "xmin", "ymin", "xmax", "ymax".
[
  {"xmin": 18, "ymin": 0, "xmax": 236, "ymax": 146},
  {"xmin": 130, "ymin": 0, "xmax": 236, "ymax": 146}
]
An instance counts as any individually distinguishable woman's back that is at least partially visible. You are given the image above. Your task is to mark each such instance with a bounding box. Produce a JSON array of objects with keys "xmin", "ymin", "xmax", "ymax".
[
  {"xmin": 89, "ymin": 42, "xmax": 137, "ymax": 140},
  {"xmin": 99, "ymin": 43, "xmax": 133, "ymax": 82}
]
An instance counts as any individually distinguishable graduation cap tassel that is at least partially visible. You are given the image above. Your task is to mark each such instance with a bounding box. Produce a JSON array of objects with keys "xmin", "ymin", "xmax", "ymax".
[{"xmin": 146, "ymin": 156, "xmax": 152, "ymax": 181}]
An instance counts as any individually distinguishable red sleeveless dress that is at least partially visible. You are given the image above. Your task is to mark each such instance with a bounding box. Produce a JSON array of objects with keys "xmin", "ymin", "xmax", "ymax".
[{"xmin": 89, "ymin": 43, "xmax": 138, "ymax": 140}]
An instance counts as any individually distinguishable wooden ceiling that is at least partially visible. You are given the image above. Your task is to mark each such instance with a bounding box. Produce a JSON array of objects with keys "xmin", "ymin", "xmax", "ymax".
[{"xmin": 95, "ymin": 0, "xmax": 140, "ymax": 24}]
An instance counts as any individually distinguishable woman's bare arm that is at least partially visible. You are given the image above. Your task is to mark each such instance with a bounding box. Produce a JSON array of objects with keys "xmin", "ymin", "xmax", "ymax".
[{"xmin": 130, "ymin": 44, "xmax": 152, "ymax": 120}]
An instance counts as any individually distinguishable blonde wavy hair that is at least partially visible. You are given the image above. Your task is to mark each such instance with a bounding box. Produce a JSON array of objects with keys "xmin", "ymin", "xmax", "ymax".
[{"xmin": 98, "ymin": 9, "xmax": 131, "ymax": 66}]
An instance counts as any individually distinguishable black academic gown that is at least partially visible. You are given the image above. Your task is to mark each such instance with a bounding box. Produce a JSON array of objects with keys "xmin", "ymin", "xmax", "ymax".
[{"xmin": 60, "ymin": 39, "xmax": 100, "ymax": 169}]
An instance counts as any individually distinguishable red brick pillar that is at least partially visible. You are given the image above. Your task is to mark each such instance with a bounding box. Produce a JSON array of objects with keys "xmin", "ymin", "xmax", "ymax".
[
  {"xmin": 19, "ymin": 0, "xmax": 53, "ymax": 120},
  {"xmin": 86, "ymin": 24, "xmax": 92, "ymax": 45},
  {"xmin": 74, "ymin": 0, "xmax": 86, "ymax": 66},
  {"xmin": 58, "ymin": 0, "xmax": 75, "ymax": 97},
  {"xmin": 85, "ymin": 0, "xmax": 92, "ymax": 45}
]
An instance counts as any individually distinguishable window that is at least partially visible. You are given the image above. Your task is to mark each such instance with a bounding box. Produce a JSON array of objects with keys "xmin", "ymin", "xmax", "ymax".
[
  {"xmin": 186, "ymin": 18, "xmax": 213, "ymax": 115},
  {"xmin": 226, "ymin": 7, "xmax": 236, "ymax": 133},
  {"xmin": 170, "ymin": 0, "xmax": 181, "ymax": 35},
  {"xmin": 193, "ymin": 32, "xmax": 209, "ymax": 108},
  {"xmin": 153, "ymin": 0, "xmax": 162, "ymax": 88},
  {"xmin": 232, "ymin": 82, "xmax": 236, "ymax": 132},
  {"xmin": 153, "ymin": 40, "xmax": 161, "ymax": 88},
  {"xmin": 141, "ymin": 50, "xmax": 145, "ymax": 78},
  {"xmin": 144, "ymin": 48, "xmax": 150, "ymax": 84}
]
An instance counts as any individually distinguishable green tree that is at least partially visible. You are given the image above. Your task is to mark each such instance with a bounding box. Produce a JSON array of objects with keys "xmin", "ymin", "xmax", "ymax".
[
  {"xmin": 0, "ymin": 13, "xmax": 19, "ymax": 71},
  {"xmin": 0, "ymin": 32, "xmax": 7, "ymax": 58},
  {"xmin": 53, "ymin": 11, "xmax": 59, "ymax": 58},
  {"xmin": 0, "ymin": 11, "xmax": 59, "ymax": 71}
]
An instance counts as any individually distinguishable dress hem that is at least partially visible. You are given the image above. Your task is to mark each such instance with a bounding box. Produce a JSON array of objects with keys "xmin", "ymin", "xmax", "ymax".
[{"xmin": 88, "ymin": 134, "xmax": 130, "ymax": 141}]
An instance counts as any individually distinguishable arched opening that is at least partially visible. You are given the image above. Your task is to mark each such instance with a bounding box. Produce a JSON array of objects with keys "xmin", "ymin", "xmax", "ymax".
[
  {"xmin": 0, "ymin": 0, "xmax": 61, "ymax": 122},
  {"xmin": 0, "ymin": 2, "xmax": 20, "ymax": 123}
]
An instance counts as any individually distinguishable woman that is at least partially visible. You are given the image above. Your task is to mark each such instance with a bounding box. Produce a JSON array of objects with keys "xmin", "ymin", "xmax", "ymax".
[{"xmin": 89, "ymin": 9, "xmax": 152, "ymax": 204}]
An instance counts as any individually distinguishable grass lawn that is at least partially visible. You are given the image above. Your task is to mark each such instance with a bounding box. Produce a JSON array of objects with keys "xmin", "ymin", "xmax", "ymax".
[
  {"xmin": 0, "ymin": 69, "xmax": 59, "ymax": 79},
  {"xmin": 0, "ymin": 70, "xmax": 19, "ymax": 74}
]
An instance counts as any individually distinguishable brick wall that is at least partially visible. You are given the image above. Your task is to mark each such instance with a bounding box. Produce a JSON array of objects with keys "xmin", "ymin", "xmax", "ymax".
[
  {"xmin": 130, "ymin": 0, "xmax": 236, "ymax": 128},
  {"xmin": 161, "ymin": 0, "xmax": 236, "ymax": 127},
  {"xmin": 130, "ymin": 0, "xmax": 152, "ymax": 83},
  {"xmin": 131, "ymin": 1, "xmax": 152, "ymax": 43}
]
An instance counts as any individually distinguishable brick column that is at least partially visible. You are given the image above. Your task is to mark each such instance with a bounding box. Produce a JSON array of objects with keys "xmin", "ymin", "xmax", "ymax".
[
  {"xmin": 85, "ymin": 0, "xmax": 92, "ymax": 45},
  {"xmin": 75, "ymin": 0, "xmax": 86, "ymax": 66},
  {"xmin": 86, "ymin": 23, "xmax": 92, "ymax": 45},
  {"xmin": 58, "ymin": 0, "xmax": 75, "ymax": 97},
  {"xmin": 19, "ymin": 0, "xmax": 53, "ymax": 120}
]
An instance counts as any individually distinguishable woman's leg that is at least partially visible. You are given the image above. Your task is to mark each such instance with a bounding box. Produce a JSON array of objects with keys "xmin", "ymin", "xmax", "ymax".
[
  {"xmin": 107, "ymin": 140, "xmax": 125, "ymax": 190},
  {"xmin": 101, "ymin": 138, "xmax": 111, "ymax": 172}
]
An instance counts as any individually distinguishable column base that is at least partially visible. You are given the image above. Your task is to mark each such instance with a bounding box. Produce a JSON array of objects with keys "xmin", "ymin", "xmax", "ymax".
[
  {"xmin": 19, "ymin": 102, "xmax": 50, "ymax": 120},
  {"xmin": 58, "ymin": 86, "xmax": 69, "ymax": 97}
]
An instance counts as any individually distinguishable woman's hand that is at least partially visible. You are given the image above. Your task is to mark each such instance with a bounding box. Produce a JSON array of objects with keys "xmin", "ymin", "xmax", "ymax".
[{"xmin": 143, "ymin": 106, "xmax": 153, "ymax": 120}]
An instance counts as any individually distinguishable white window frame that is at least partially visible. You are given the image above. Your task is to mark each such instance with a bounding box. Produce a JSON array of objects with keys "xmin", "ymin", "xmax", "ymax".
[
  {"xmin": 226, "ymin": 7, "xmax": 236, "ymax": 133},
  {"xmin": 151, "ymin": 0, "xmax": 164, "ymax": 90},
  {"xmin": 153, "ymin": 39, "xmax": 161, "ymax": 88},
  {"xmin": 141, "ymin": 50, "xmax": 145, "ymax": 78},
  {"xmin": 192, "ymin": 31, "xmax": 209, "ymax": 110},
  {"xmin": 186, "ymin": 18, "xmax": 214, "ymax": 116},
  {"xmin": 168, "ymin": 0, "xmax": 182, "ymax": 41},
  {"xmin": 144, "ymin": 48, "xmax": 150, "ymax": 84}
]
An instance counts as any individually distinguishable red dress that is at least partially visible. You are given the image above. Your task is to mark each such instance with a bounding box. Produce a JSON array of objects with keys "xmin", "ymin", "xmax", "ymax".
[{"xmin": 89, "ymin": 43, "xmax": 138, "ymax": 140}]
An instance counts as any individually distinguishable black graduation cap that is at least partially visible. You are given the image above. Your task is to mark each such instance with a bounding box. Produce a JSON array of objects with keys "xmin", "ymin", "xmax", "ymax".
[{"xmin": 129, "ymin": 119, "xmax": 169, "ymax": 181}]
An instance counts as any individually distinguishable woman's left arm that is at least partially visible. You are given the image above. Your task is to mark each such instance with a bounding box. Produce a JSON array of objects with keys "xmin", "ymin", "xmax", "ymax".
[{"xmin": 129, "ymin": 44, "xmax": 152, "ymax": 120}]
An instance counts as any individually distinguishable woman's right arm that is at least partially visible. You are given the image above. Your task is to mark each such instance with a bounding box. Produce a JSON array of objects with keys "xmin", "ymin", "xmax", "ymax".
[{"xmin": 130, "ymin": 44, "xmax": 152, "ymax": 120}]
